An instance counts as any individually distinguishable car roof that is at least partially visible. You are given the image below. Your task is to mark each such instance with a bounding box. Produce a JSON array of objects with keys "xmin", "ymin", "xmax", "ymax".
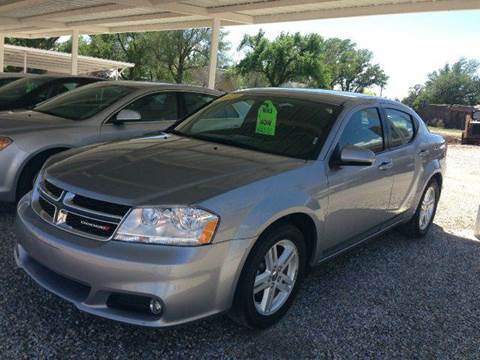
[
  {"xmin": 33, "ymin": 74, "xmax": 103, "ymax": 81},
  {"xmin": 232, "ymin": 87, "xmax": 403, "ymax": 108},
  {"xmin": 0, "ymin": 72, "xmax": 39, "ymax": 78},
  {"xmin": 86, "ymin": 80, "xmax": 224, "ymax": 96}
]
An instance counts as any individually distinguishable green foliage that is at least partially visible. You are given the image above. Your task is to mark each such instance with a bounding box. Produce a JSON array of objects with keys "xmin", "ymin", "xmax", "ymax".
[
  {"xmin": 5, "ymin": 29, "xmax": 389, "ymax": 93},
  {"xmin": 237, "ymin": 31, "xmax": 328, "ymax": 87},
  {"xmin": 403, "ymin": 58, "xmax": 480, "ymax": 109},
  {"xmin": 322, "ymin": 38, "xmax": 388, "ymax": 92},
  {"xmin": 53, "ymin": 30, "xmax": 229, "ymax": 83},
  {"xmin": 236, "ymin": 30, "xmax": 387, "ymax": 91},
  {"xmin": 147, "ymin": 29, "xmax": 230, "ymax": 84}
]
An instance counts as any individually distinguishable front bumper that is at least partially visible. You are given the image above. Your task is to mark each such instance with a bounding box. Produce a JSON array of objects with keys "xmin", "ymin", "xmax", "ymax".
[{"xmin": 15, "ymin": 196, "xmax": 255, "ymax": 327}]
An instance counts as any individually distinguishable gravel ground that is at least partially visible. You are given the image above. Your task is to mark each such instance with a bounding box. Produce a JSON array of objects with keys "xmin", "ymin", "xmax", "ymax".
[{"xmin": 1, "ymin": 145, "xmax": 480, "ymax": 359}]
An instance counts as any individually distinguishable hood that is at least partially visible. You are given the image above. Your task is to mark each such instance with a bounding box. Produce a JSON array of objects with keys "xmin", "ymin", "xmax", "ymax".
[
  {"xmin": 0, "ymin": 110, "xmax": 70, "ymax": 134},
  {"xmin": 45, "ymin": 134, "xmax": 305, "ymax": 206}
]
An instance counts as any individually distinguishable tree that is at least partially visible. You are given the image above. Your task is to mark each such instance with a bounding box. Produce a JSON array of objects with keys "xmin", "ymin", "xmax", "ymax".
[
  {"xmin": 236, "ymin": 31, "xmax": 386, "ymax": 91},
  {"xmin": 55, "ymin": 30, "xmax": 230, "ymax": 83},
  {"xmin": 402, "ymin": 84, "xmax": 425, "ymax": 109},
  {"xmin": 322, "ymin": 38, "xmax": 388, "ymax": 92},
  {"xmin": 148, "ymin": 29, "xmax": 230, "ymax": 84},
  {"xmin": 403, "ymin": 58, "xmax": 480, "ymax": 109},
  {"xmin": 236, "ymin": 30, "xmax": 328, "ymax": 87}
]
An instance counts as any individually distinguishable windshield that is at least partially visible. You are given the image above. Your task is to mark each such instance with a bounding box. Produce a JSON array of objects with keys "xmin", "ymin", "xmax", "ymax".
[
  {"xmin": 173, "ymin": 93, "xmax": 342, "ymax": 160},
  {"xmin": 35, "ymin": 84, "xmax": 135, "ymax": 120},
  {"xmin": 0, "ymin": 77, "xmax": 51, "ymax": 102},
  {"xmin": 0, "ymin": 77, "xmax": 21, "ymax": 88}
]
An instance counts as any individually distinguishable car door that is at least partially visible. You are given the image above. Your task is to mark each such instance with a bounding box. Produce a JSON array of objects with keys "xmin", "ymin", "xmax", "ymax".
[
  {"xmin": 323, "ymin": 107, "xmax": 395, "ymax": 252},
  {"xmin": 100, "ymin": 91, "xmax": 180, "ymax": 142},
  {"xmin": 382, "ymin": 107, "xmax": 419, "ymax": 212}
]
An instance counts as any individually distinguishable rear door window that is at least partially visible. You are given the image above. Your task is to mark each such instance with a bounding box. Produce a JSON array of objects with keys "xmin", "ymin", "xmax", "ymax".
[{"xmin": 385, "ymin": 109, "xmax": 415, "ymax": 147}]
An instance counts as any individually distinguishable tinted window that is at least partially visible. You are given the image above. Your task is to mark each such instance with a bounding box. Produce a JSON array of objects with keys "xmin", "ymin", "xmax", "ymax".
[
  {"xmin": 30, "ymin": 80, "xmax": 82, "ymax": 104},
  {"xmin": 183, "ymin": 93, "xmax": 216, "ymax": 115},
  {"xmin": 35, "ymin": 84, "xmax": 135, "ymax": 120},
  {"xmin": 173, "ymin": 94, "xmax": 342, "ymax": 160},
  {"xmin": 338, "ymin": 108, "xmax": 384, "ymax": 153},
  {"xmin": 0, "ymin": 77, "xmax": 52, "ymax": 102},
  {"xmin": 124, "ymin": 92, "xmax": 178, "ymax": 122},
  {"xmin": 386, "ymin": 109, "xmax": 415, "ymax": 147},
  {"xmin": 0, "ymin": 77, "xmax": 20, "ymax": 87}
]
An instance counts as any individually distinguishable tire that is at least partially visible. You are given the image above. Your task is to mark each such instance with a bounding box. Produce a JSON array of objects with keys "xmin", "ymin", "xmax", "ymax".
[
  {"xmin": 399, "ymin": 179, "xmax": 440, "ymax": 238},
  {"xmin": 229, "ymin": 223, "xmax": 307, "ymax": 329}
]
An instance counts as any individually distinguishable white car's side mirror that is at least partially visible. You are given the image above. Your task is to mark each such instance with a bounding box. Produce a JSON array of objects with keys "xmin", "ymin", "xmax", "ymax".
[{"xmin": 114, "ymin": 109, "xmax": 142, "ymax": 124}]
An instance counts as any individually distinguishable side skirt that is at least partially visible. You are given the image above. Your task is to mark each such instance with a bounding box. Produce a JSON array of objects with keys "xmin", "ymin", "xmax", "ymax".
[{"xmin": 314, "ymin": 213, "xmax": 410, "ymax": 266}]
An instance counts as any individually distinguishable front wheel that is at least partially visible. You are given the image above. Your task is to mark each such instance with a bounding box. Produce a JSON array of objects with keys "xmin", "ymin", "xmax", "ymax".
[
  {"xmin": 229, "ymin": 224, "xmax": 306, "ymax": 329},
  {"xmin": 399, "ymin": 179, "xmax": 440, "ymax": 238}
]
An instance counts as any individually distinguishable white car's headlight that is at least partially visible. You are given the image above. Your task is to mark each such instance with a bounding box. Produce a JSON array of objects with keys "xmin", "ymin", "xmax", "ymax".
[
  {"xmin": 0, "ymin": 137, "xmax": 12, "ymax": 151},
  {"xmin": 115, "ymin": 207, "xmax": 219, "ymax": 246}
]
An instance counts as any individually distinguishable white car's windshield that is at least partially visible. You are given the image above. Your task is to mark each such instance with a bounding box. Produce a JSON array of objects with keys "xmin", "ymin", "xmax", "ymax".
[
  {"xmin": 173, "ymin": 93, "xmax": 342, "ymax": 160},
  {"xmin": 0, "ymin": 77, "xmax": 52, "ymax": 102},
  {"xmin": 35, "ymin": 84, "xmax": 135, "ymax": 120}
]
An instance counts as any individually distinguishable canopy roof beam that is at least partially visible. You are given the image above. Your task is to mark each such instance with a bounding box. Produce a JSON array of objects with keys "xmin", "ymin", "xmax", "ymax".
[{"xmin": 0, "ymin": 0, "xmax": 478, "ymax": 38}]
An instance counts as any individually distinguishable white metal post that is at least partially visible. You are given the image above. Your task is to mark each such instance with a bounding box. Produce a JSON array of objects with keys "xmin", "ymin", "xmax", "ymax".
[
  {"xmin": 71, "ymin": 29, "xmax": 79, "ymax": 76},
  {"xmin": 0, "ymin": 34, "xmax": 4, "ymax": 73},
  {"xmin": 23, "ymin": 51, "xmax": 27, "ymax": 73},
  {"xmin": 207, "ymin": 18, "xmax": 220, "ymax": 89}
]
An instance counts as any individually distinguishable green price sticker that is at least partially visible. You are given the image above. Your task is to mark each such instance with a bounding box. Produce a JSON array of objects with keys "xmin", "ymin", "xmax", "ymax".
[{"xmin": 256, "ymin": 100, "xmax": 278, "ymax": 136}]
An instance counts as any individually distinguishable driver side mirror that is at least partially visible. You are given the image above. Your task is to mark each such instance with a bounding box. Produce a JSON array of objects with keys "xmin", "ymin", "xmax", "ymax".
[
  {"xmin": 112, "ymin": 109, "xmax": 141, "ymax": 124},
  {"xmin": 333, "ymin": 145, "xmax": 376, "ymax": 167},
  {"xmin": 473, "ymin": 111, "xmax": 480, "ymax": 121}
]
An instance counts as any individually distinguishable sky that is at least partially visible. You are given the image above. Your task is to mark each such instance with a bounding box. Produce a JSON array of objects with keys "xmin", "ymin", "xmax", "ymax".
[{"xmin": 223, "ymin": 9, "xmax": 480, "ymax": 100}]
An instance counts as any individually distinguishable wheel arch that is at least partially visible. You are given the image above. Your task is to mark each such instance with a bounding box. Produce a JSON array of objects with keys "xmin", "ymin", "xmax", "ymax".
[{"xmin": 15, "ymin": 146, "xmax": 71, "ymax": 197}]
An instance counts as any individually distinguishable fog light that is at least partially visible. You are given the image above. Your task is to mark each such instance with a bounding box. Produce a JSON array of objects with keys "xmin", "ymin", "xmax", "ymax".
[{"xmin": 149, "ymin": 299, "xmax": 163, "ymax": 315}]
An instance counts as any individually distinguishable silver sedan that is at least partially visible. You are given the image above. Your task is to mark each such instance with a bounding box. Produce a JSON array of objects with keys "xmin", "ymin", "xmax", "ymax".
[
  {"xmin": 15, "ymin": 88, "xmax": 446, "ymax": 329},
  {"xmin": 0, "ymin": 81, "xmax": 221, "ymax": 202}
]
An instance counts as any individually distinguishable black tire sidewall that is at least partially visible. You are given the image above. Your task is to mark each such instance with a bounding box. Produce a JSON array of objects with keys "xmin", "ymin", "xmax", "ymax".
[{"xmin": 234, "ymin": 224, "xmax": 307, "ymax": 329}]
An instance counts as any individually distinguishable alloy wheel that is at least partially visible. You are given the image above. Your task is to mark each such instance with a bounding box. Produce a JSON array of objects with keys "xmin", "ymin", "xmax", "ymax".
[
  {"xmin": 253, "ymin": 239, "xmax": 299, "ymax": 316},
  {"xmin": 419, "ymin": 186, "xmax": 436, "ymax": 230}
]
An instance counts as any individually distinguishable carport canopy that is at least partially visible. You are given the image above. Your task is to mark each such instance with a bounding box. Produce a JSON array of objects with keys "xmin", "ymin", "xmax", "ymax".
[
  {"xmin": 0, "ymin": 0, "xmax": 479, "ymax": 88},
  {"xmin": 3, "ymin": 44, "xmax": 134, "ymax": 76}
]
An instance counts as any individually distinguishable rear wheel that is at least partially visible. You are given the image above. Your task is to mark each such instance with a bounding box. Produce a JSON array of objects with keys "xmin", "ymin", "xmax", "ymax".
[
  {"xmin": 229, "ymin": 224, "xmax": 306, "ymax": 329},
  {"xmin": 399, "ymin": 179, "xmax": 440, "ymax": 238}
]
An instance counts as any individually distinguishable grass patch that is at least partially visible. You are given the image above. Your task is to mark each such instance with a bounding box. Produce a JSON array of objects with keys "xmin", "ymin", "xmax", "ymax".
[{"xmin": 428, "ymin": 126, "xmax": 462, "ymax": 143}]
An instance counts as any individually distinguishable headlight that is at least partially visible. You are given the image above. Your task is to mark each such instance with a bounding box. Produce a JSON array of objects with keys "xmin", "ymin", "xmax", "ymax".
[
  {"xmin": 115, "ymin": 207, "xmax": 219, "ymax": 246},
  {"xmin": 0, "ymin": 137, "xmax": 12, "ymax": 151}
]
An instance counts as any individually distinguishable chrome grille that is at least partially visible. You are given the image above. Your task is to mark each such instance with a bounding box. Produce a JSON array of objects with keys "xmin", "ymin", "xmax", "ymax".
[
  {"xmin": 32, "ymin": 179, "xmax": 131, "ymax": 241},
  {"xmin": 42, "ymin": 179, "xmax": 64, "ymax": 200}
]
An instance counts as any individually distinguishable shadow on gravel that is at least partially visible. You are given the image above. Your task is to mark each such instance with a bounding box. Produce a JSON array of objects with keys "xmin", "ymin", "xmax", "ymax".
[
  {"xmin": 1, "ymin": 215, "xmax": 480, "ymax": 358},
  {"xmin": 0, "ymin": 202, "xmax": 16, "ymax": 216}
]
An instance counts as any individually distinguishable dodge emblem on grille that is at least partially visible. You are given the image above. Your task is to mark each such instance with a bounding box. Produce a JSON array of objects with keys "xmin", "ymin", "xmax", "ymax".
[{"xmin": 56, "ymin": 210, "xmax": 67, "ymax": 225}]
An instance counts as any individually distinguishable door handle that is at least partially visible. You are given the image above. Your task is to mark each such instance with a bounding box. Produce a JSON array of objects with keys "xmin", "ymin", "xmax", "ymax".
[{"xmin": 378, "ymin": 160, "xmax": 393, "ymax": 171}]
